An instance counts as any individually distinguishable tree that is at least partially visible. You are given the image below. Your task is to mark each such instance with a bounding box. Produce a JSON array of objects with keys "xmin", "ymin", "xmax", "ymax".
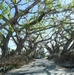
[{"xmin": 0, "ymin": 0, "xmax": 74, "ymax": 61}]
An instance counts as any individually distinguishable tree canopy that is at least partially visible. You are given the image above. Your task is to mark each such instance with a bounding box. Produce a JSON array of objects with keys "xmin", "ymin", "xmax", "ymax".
[{"xmin": 0, "ymin": 0, "xmax": 74, "ymax": 62}]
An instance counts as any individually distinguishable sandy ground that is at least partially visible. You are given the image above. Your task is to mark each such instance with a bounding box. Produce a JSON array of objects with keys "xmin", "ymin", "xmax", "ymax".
[{"xmin": 5, "ymin": 59, "xmax": 74, "ymax": 75}]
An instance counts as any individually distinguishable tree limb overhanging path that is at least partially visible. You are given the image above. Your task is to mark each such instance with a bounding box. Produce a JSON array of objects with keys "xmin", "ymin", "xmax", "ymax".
[{"xmin": 5, "ymin": 59, "xmax": 74, "ymax": 75}]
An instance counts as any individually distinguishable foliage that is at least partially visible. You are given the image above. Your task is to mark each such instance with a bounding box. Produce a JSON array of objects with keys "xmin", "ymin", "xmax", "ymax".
[
  {"xmin": 0, "ymin": 0, "xmax": 74, "ymax": 67},
  {"xmin": 0, "ymin": 3, "xmax": 10, "ymax": 19}
]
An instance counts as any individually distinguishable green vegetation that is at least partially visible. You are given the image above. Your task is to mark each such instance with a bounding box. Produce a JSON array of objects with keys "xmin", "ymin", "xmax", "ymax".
[{"xmin": 0, "ymin": 0, "xmax": 74, "ymax": 72}]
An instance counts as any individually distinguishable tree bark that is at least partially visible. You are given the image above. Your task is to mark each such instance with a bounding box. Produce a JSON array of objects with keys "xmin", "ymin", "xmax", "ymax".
[
  {"xmin": 1, "ymin": 33, "xmax": 11, "ymax": 57},
  {"xmin": 61, "ymin": 39, "xmax": 72, "ymax": 55}
]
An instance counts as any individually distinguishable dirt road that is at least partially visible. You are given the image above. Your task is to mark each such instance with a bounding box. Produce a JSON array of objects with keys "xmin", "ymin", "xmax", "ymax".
[{"xmin": 5, "ymin": 59, "xmax": 74, "ymax": 75}]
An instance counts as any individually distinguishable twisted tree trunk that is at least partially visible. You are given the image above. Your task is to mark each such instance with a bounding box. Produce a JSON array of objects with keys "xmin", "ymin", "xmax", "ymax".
[{"xmin": 0, "ymin": 33, "xmax": 11, "ymax": 57}]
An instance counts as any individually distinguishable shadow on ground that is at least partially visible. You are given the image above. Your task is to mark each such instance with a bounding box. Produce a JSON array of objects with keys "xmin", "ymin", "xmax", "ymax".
[
  {"xmin": 5, "ymin": 59, "xmax": 74, "ymax": 75},
  {"xmin": 5, "ymin": 61, "xmax": 57, "ymax": 75}
]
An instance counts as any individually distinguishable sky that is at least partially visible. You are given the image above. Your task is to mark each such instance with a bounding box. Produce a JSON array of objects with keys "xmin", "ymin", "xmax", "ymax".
[
  {"xmin": 9, "ymin": 0, "xmax": 72, "ymax": 50},
  {"xmin": 0, "ymin": 0, "xmax": 72, "ymax": 52},
  {"xmin": 8, "ymin": 0, "xmax": 38, "ymax": 50}
]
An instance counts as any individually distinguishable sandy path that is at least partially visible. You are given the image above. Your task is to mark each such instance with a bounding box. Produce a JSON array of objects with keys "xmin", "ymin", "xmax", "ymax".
[{"xmin": 5, "ymin": 59, "xmax": 74, "ymax": 75}]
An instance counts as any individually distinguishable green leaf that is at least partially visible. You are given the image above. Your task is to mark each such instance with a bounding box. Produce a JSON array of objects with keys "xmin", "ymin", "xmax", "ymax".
[
  {"xmin": 46, "ymin": 0, "xmax": 53, "ymax": 5},
  {"xmin": 8, "ymin": 13, "xmax": 12, "ymax": 19},
  {"xmin": 2, "ymin": 0, "xmax": 6, "ymax": 4},
  {"xmin": 3, "ymin": 7, "xmax": 10, "ymax": 15},
  {"xmin": 26, "ymin": 0, "xmax": 29, "ymax": 2},
  {"xmin": 9, "ymin": 24, "xmax": 14, "ymax": 33},
  {"xmin": 71, "ymin": 0, "xmax": 74, "ymax": 7},
  {"xmin": 0, "ymin": 3, "xmax": 4, "ymax": 10},
  {"xmin": 11, "ymin": 0, "xmax": 18, "ymax": 3},
  {"xmin": 0, "ymin": 14, "xmax": 3, "ymax": 19}
]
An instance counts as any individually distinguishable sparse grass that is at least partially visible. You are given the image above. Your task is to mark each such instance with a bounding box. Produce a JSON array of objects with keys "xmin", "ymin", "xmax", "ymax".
[
  {"xmin": 0, "ymin": 54, "xmax": 34, "ymax": 73},
  {"xmin": 53, "ymin": 51, "xmax": 74, "ymax": 68}
]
